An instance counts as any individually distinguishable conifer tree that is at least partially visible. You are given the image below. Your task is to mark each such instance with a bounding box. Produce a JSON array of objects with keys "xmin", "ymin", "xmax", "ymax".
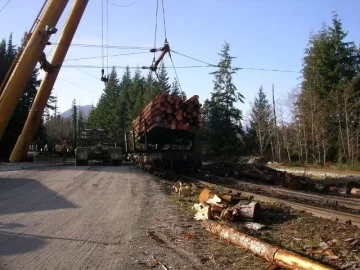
[
  {"xmin": 205, "ymin": 42, "xmax": 244, "ymax": 156},
  {"xmin": 143, "ymin": 71, "xmax": 162, "ymax": 104},
  {"xmin": 70, "ymin": 99, "xmax": 77, "ymax": 141},
  {"xmin": 248, "ymin": 86, "xmax": 273, "ymax": 157},
  {"xmin": 156, "ymin": 62, "xmax": 171, "ymax": 92}
]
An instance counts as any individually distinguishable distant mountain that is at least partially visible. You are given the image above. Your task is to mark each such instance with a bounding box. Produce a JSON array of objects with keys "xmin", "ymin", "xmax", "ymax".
[{"xmin": 60, "ymin": 105, "xmax": 92, "ymax": 119}]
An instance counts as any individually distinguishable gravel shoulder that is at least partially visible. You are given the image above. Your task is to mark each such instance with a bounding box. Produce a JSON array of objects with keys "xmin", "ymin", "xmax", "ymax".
[{"xmin": 0, "ymin": 165, "xmax": 267, "ymax": 270}]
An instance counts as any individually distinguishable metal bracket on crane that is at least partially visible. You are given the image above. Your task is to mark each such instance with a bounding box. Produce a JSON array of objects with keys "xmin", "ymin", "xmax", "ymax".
[
  {"xmin": 149, "ymin": 41, "xmax": 170, "ymax": 72},
  {"xmin": 39, "ymin": 52, "xmax": 57, "ymax": 72}
]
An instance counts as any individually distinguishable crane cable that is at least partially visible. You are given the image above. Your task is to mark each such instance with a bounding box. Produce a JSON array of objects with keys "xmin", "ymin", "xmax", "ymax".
[
  {"xmin": 152, "ymin": 0, "xmax": 175, "ymax": 89},
  {"xmin": 100, "ymin": 0, "xmax": 109, "ymax": 83},
  {"xmin": 106, "ymin": 0, "xmax": 109, "ymax": 76},
  {"xmin": 160, "ymin": 0, "xmax": 183, "ymax": 93},
  {"xmin": 153, "ymin": 0, "xmax": 159, "ymax": 67}
]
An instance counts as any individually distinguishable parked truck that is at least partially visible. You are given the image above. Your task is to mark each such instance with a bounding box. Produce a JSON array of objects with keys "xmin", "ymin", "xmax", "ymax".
[{"xmin": 75, "ymin": 129, "xmax": 122, "ymax": 166}]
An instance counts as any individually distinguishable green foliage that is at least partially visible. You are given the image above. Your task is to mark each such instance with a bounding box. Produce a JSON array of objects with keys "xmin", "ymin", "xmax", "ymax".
[
  {"xmin": 0, "ymin": 34, "xmax": 46, "ymax": 158},
  {"xmin": 87, "ymin": 64, "xmax": 181, "ymax": 140},
  {"xmin": 203, "ymin": 42, "xmax": 244, "ymax": 156},
  {"xmin": 143, "ymin": 71, "xmax": 162, "ymax": 104},
  {"xmin": 155, "ymin": 62, "xmax": 171, "ymax": 92},
  {"xmin": 70, "ymin": 99, "xmax": 77, "ymax": 141},
  {"xmin": 248, "ymin": 86, "xmax": 273, "ymax": 156}
]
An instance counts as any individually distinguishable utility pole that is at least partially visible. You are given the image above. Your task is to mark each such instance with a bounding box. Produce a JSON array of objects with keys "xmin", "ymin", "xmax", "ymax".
[
  {"xmin": 0, "ymin": 0, "xmax": 69, "ymax": 141},
  {"xmin": 10, "ymin": 0, "xmax": 89, "ymax": 162}
]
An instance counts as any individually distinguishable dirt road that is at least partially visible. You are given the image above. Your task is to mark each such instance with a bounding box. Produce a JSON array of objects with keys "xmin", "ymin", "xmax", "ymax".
[{"xmin": 0, "ymin": 164, "xmax": 267, "ymax": 270}]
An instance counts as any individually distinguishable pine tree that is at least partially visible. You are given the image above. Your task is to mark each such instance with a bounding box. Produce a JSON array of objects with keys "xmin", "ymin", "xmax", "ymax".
[
  {"xmin": 300, "ymin": 13, "xmax": 360, "ymax": 163},
  {"xmin": 170, "ymin": 78, "xmax": 180, "ymax": 97},
  {"xmin": 156, "ymin": 62, "xmax": 171, "ymax": 92},
  {"xmin": 70, "ymin": 99, "xmax": 77, "ymax": 141},
  {"xmin": 87, "ymin": 67, "xmax": 121, "ymax": 136},
  {"xmin": 248, "ymin": 86, "xmax": 273, "ymax": 157},
  {"xmin": 0, "ymin": 35, "xmax": 42, "ymax": 158},
  {"xmin": 205, "ymin": 42, "xmax": 244, "ymax": 156},
  {"xmin": 129, "ymin": 68, "xmax": 145, "ymax": 121},
  {"xmin": 77, "ymin": 109, "xmax": 85, "ymax": 135},
  {"xmin": 143, "ymin": 70, "xmax": 162, "ymax": 104}
]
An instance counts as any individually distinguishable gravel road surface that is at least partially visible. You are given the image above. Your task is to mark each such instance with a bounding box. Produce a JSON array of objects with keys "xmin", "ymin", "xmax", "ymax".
[{"xmin": 0, "ymin": 164, "xmax": 267, "ymax": 270}]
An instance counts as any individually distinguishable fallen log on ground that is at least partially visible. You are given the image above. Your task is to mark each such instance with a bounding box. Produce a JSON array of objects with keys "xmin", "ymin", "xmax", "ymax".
[{"xmin": 202, "ymin": 220, "xmax": 333, "ymax": 270}]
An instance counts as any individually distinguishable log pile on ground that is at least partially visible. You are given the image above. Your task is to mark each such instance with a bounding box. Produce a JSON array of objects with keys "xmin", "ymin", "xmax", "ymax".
[
  {"xmin": 201, "ymin": 162, "xmax": 360, "ymax": 195},
  {"xmin": 193, "ymin": 187, "xmax": 262, "ymax": 223},
  {"xmin": 133, "ymin": 91, "xmax": 203, "ymax": 138},
  {"xmin": 201, "ymin": 162, "xmax": 330, "ymax": 192}
]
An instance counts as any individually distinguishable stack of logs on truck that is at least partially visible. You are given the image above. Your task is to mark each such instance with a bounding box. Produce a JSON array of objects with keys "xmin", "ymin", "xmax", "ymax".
[{"xmin": 126, "ymin": 91, "xmax": 203, "ymax": 171}]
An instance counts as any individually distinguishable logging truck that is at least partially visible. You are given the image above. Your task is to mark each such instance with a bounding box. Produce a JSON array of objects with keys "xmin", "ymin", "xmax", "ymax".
[
  {"xmin": 75, "ymin": 129, "xmax": 122, "ymax": 166},
  {"xmin": 125, "ymin": 91, "xmax": 203, "ymax": 172}
]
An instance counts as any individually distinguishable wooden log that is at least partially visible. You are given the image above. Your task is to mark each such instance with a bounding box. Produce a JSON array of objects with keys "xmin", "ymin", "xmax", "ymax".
[
  {"xmin": 202, "ymin": 220, "xmax": 332, "ymax": 270},
  {"xmin": 223, "ymin": 200, "xmax": 261, "ymax": 221},
  {"xmin": 132, "ymin": 90, "xmax": 204, "ymax": 136}
]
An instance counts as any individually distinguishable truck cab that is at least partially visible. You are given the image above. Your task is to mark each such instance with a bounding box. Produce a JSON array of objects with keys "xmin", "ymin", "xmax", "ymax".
[{"xmin": 75, "ymin": 129, "xmax": 122, "ymax": 166}]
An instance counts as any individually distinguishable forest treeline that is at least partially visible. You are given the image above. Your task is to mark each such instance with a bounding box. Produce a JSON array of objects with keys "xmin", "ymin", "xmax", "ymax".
[{"xmin": 1, "ymin": 13, "xmax": 360, "ymax": 168}]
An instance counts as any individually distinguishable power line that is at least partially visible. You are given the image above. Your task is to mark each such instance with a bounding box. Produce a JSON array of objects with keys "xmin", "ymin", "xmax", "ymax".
[
  {"xmin": 63, "ymin": 51, "xmax": 149, "ymax": 61},
  {"xmin": 62, "ymin": 64, "xmax": 210, "ymax": 69},
  {"xmin": 73, "ymin": 67, "xmax": 99, "ymax": 80},
  {"xmin": 239, "ymin": 67, "xmax": 300, "ymax": 73},
  {"xmin": 106, "ymin": 0, "xmax": 141, "ymax": 8},
  {"xmin": 61, "ymin": 64, "xmax": 301, "ymax": 73},
  {"xmin": 50, "ymin": 42, "xmax": 151, "ymax": 50},
  {"xmin": 170, "ymin": 50, "xmax": 217, "ymax": 67},
  {"xmin": 0, "ymin": 0, "xmax": 12, "ymax": 13},
  {"xmin": 170, "ymin": 50, "xmax": 301, "ymax": 73},
  {"xmin": 58, "ymin": 76, "xmax": 98, "ymax": 95}
]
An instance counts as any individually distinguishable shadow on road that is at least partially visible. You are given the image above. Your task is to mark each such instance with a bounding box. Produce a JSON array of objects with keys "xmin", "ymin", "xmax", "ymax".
[
  {"xmin": 0, "ymin": 178, "xmax": 78, "ymax": 215},
  {"xmin": 0, "ymin": 231, "xmax": 45, "ymax": 256}
]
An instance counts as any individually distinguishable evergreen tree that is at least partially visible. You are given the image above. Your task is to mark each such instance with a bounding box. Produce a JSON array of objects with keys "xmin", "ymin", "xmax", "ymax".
[
  {"xmin": 77, "ymin": 109, "xmax": 85, "ymax": 135},
  {"xmin": 170, "ymin": 78, "xmax": 180, "ymax": 97},
  {"xmin": 129, "ymin": 68, "xmax": 145, "ymax": 121},
  {"xmin": 87, "ymin": 67, "xmax": 121, "ymax": 136},
  {"xmin": 248, "ymin": 86, "xmax": 273, "ymax": 157},
  {"xmin": 117, "ymin": 66, "xmax": 132, "ymax": 133},
  {"xmin": 300, "ymin": 13, "xmax": 360, "ymax": 163},
  {"xmin": 0, "ymin": 34, "xmax": 43, "ymax": 158},
  {"xmin": 143, "ymin": 70, "xmax": 162, "ymax": 104},
  {"xmin": 156, "ymin": 62, "xmax": 171, "ymax": 92},
  {"xmin": 204, "ymin": 42, "xmax": 244, "ymax": 156},
  {"xmin": 70, "ymin": 99, "xmax": 77, "ymax": 141}
]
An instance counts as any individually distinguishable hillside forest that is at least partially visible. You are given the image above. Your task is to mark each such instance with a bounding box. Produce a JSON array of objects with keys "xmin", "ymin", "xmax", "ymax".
[{"xmin": 1, "ymin": 14, "xmax": 360, "ymax": 168}]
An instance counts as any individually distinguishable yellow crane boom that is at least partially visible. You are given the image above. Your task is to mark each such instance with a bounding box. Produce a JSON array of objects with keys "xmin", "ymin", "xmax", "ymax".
[
  {"xmin": 0, "ymin": 0, "xmax": 69, "ymax": 141},
  {"xmin": 0, "ymin": 0, "xmax": 89, "ymax": 162},
  {"xmin": 10, "ymin": 0, "xmax": 89, "ymax": 162}
]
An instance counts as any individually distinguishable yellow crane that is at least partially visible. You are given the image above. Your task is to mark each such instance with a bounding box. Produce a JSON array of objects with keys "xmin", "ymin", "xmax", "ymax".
[{"xmin": 0, "ymin": 0, "xmax": 89, "ymax": 162}]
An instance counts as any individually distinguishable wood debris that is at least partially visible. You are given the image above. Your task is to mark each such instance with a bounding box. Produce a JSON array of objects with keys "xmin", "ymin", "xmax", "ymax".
[
  {"xmin": 194, "ymin": 188, "xmax": 261, "ymax": 222},
  {"xmin": 172, "ymin": 181, "xmax": 197, "ymax": 196}
]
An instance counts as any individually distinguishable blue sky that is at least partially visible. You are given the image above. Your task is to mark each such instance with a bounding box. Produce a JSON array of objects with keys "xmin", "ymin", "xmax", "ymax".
[{"xmin": 0, "ymin": 0, "xmax": 359, "ymax": 119}]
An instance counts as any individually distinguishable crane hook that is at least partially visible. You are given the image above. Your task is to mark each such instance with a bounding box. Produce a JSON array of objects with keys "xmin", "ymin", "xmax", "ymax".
[{"xmin": 101, "ymin": 68, "xmax": 108, "ymax": 83}]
